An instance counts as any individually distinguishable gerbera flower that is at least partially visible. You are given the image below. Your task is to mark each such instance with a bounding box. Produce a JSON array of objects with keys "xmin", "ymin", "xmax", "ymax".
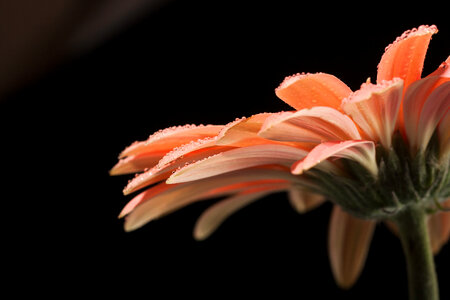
[{"xmin": 111, "ymin": 25, "xmax": 449, "ymax": 299}]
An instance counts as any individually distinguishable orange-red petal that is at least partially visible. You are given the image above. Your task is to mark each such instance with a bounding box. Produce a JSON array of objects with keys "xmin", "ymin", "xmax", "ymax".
[
  {"xmin": 119, "ymin": 124, "xmax": 224, "ymax": 158},
  {"xmin": 377, "ymin": 25, "xmax": 438, "ymax": 89},
  {"xmin": 275, "ymin": 73, "xmax": 352, "ymax": 111}
]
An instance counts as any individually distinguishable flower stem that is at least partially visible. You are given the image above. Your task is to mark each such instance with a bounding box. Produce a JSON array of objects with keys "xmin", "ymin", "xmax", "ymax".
[{"xmin": 393, "ymin": 205, "xmax": 439, "ymax": 300}]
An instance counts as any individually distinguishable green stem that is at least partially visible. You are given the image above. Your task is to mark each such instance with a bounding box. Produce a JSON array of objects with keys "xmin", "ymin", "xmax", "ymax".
[{"xmin": 393, "ymin": 205, "xmax": 439, "ymax": 300}]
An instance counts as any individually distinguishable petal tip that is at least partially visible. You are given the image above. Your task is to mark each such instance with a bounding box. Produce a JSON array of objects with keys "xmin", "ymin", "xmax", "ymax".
[
  {"xmin": 193, "ymin": 228, "xmax": 208, "ymax": 241},
  {"xmin": 342, "ymin": 78, "xmax": 403, "ymax": 105},
  {"xmin": 275, "ymin": 72, "xmax": 313, "ymax": 92},
  {"xmin": 384, "ymin": 25, "xmax": 438, "ymax": 53}
]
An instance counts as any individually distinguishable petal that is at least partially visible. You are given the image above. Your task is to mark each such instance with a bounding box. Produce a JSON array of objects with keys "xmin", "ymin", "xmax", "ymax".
[
  {"xmin": 328, "ymin": 205, "xmax": 376, "ymax": 289},
  {"xmin": 341, "ymin": 78, "xmax": 403, "ymax": 149},
  {"xmin": 403, "ymin": 61, "xmax": 450, "ymax": 151},
  {"xmin": 215, "ymin": 113, "xmax": 284, "ymax": 147},
  {"xmin": 416, "ymin": 82, "xmax": 450, "ymax": 152},
  {"xmin": 167, "ymin": 144, "xmax": 309, "ymax": 184},
  {"xmin": 123, "ymin": 167, "xmax": 302, "ymax": 231},
  {"xmin": 112, "ymin": 137, "xmax": 228, "ymax": 176},
  {"xmin": 377, "ymin": 25, "xmax": 438, "ymax": 89},
  {"xmin": 119, "ymin": 124, "xmax": 224, "ymax": 158},
  {"xmin": 119, "ymin": 182, "xmax": 173, "ymax": 218},
  {"xmin": 193, "ymin": 183, "xmax": 289, "ymax": 241},
  {"xmin": 259, "ymin": 106, "xmax": 361, "ymax": 143},
  {"xmin": 438, "ymin": 111, "xmax": 450, "ymax": 157},
  {"xmin": 123, "ymin": 144, "xmax": 235, "ymax": 195},
  {"xmin": 291, "ymin": 140, "xmax": 378, "ymax": 177},
  {"xmin": 428, "ymin": 200, "xmax": 450, "ymax": 255},
  {"xmin": 156, "ymin": 137, "xmax": 220, "ymax": 168},
  {"xmin": 275, "ymin": 73, "xmax": 352, "ymax": 111},
  {"xmin": 121, "ymin": 179, "xmax": 287, "ymax": 219},
  {"xmin": 110, "ymin": 151, "xmax": 167, "ymax": 175},
  {"xmin": 288, "ymin": 188, "xmax": 325, "ymax": 213}
]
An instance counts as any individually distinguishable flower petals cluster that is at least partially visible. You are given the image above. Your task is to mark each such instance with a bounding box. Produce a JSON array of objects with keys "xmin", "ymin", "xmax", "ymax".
[{"xmin": 111, "ymin": 25, "xmax": 449, "ymax": 289}]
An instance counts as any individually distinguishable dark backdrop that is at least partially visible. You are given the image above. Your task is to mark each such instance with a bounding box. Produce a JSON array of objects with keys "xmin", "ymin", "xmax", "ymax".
[{"xmin": 2, "ymin": 1, "xmax": 448, "ymax": 298}]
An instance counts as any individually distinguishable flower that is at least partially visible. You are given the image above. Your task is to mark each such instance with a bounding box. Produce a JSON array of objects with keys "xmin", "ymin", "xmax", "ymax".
[{"xmin": 111, "ymin": 25, "xmax": 449, "ymax": 290}]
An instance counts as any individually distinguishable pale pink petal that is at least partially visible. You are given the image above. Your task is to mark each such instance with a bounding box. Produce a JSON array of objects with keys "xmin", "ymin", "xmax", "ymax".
[
  {"xmin": 193, "ymin": 184, "xmax": 290, "ymax": 240},
  {"xmin": 123, "ymin": 167, "xmax": 303, "ymax": 231},
  {"xmin": 119, "ymin": 124, "xmax": 224, "ymax": 158},
  {"xmin": 438, "ymin": 111, "xmax": 450, "ymax": 157},
  {"xmin": 167, "ymin": 144, "xmax": 309, "ymax": 184},
  {"xmin": 216, "ymin": 113, "xmax": 306, "ymax": 148},
  {"xmin": 216, "ymin": 114, "xmax": 273, "ymax": 146},
  {"xmin": 428, "ymin": 200, "xmax": 450, "ymax": 255},
  {"xmin": 404, "ymin": 61, "xmax": 450, "ymax": 151},
  {"xmin": 275, "ymin": 73, "xmax": 352, "ymax": 111},
  {"xmin": 123, "ymin": 144, "xmax": 235, "ymax": 195},
  {"xmin": 341, "ymin": 78, "xmax": 403, "ymax": 149},
  {"xmin": 416, "ymin": 82, "xmax": 450, "ymax": 153},
  {"xmin": 259, "ymin": 106, "xmax": 361, "ymax": 143},
  {"xmin": 377, "ymin": 25, "xmax": 438, "ymax": 89},
  {"xmin": 288, "ymin": 188, "xmax": 326, "ymax": 213},
  {"xmin": 291, "ymin": 140, "xmax": 377, "ymax": 176},
  {"xmin": 328, "ymin": 205, "xmax": 376, "ymax": 289},
  {"xmin": 404, "ymin": 77, "xmax": 447, "ymax": 150}
]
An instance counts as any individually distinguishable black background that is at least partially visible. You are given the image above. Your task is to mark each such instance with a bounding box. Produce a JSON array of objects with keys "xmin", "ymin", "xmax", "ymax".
[{"xmin": 2, "ymin": 1, "xmax": 449, "ymax": 298}]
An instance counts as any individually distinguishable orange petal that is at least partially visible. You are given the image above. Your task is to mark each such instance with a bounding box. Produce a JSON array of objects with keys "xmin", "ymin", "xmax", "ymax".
[
  {"xmin": 167, "ymin": 144, "xmax": 309, "ymax": 184},
  {"xmin": 288, "ymin": 188, "xmax": 325, "ymax": 213},
  {"xmin": 328, "ymin": 205, "xmax": 376, "ymax": 289},
  {"xmin": 259, "ymin": 106, "xmax": 361, "ymax": 143},
  {"xmin": 415, "ymin": 82, "xmax": 450, "ymax": 153},
  {"xmin": 193, "ymin": 184, "xmax": 289, "ymax": 241},
  {"xmin": 291, "ymin": 140, "xmax": 377, "ymax": 176},
  {"xmin": 377, "ymin": 25, "xmax": 438, "ymax": 89},
  {"xmin": 341, "ymin": 78, "xmax": 403, "ymax": 149},
  {"xmin": 110, "ymin": 151, "xmax": 167, "ymax": 175},
  {"xmin": 275, "ymin": 73, "xmax": 352, "ymax": 111},
  {"xmin": 119, "ymin": 124, "xmax": 224, "ymax": 158},
  {"xmin": 123, "ymin": 167, "xmax": 301, "ymax": 231}
]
